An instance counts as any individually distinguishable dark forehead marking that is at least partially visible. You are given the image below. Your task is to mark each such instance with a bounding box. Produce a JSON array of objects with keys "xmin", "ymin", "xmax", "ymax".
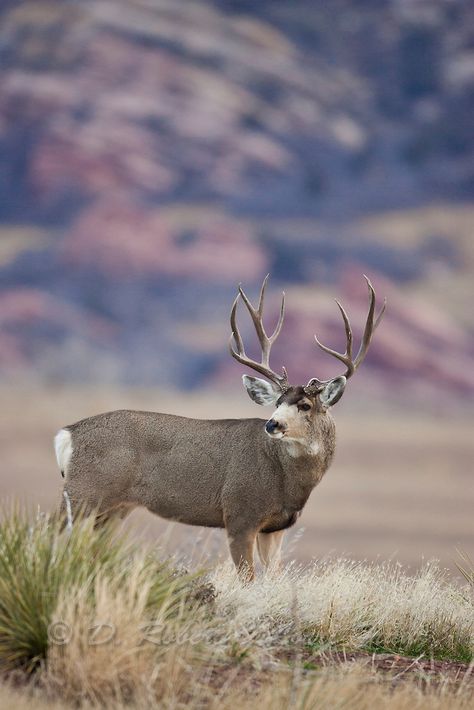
[{"xmin": 276, "ymin": 386, "xmax": 309, "ymax": 406}]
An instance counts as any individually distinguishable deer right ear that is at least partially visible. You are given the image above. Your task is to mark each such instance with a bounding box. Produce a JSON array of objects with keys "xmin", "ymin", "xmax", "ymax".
[
  {"xmin": 318, "ymin": 376, "xmax": 347, "ymax": 407},
  {"xmin": 242, "ymin": 375, "xmax": 280, "ymax": 405}
]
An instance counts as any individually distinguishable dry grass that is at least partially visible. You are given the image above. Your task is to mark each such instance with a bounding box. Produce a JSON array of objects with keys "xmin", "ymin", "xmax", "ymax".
[
  {"xmin": 457, "ymin": 550, "xmax": 474, "ymax": 590},
  {"xmin": 37, "ymin": 558, "xmax": 474, "ymax": 704},
  {"xmin": 3, "ymin": 663, "xmax": 474, "ymax": 709},
  {"xmin": 46, "ymin": 569, "xmax": 181, "ymax": 703},
  {"xmin": 215, "ymin": 665, "xmax": 474, "ymax": 710},
  {"xmin": 209, "ymin": 559, "xmax": 473, "ymax": 663},
  {"xmin": 0, "ymin": 507, "xmax": 472, "ymax": 706},
  {"xmin": 0, "ymin": 507, "xmax": 196, "ymax": 673}
]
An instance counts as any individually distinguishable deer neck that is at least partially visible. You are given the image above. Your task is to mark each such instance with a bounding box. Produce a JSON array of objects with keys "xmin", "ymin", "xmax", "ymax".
[{"xmin": 271, "ymin": 412, "xmax": 336, "ymax": 487}]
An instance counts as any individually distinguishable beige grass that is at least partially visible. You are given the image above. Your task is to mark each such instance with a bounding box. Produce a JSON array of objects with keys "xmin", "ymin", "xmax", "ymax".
[
  {"xmin": 47, "ymin": 568, "xmax": 168, "ymax": 703},
  {"xmin": 0, "ymin": 508, "xmax": 472, "ymax": 707},
  {"xmin": 209, "ymin": 559, "xmax": 473, "ymax": 662},
  {"xmin": 3, "ymin": 663, "xmax": 474, "ymax": 710},
  {"xmin": 39, "ymin": 557, "xmax": 472, "ymax": 705}
]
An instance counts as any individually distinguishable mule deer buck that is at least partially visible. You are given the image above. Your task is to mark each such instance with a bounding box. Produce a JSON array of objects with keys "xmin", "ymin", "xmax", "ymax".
[{"xmin": 55, "ymin": 275, "xmax": 385, "ymax": 580}]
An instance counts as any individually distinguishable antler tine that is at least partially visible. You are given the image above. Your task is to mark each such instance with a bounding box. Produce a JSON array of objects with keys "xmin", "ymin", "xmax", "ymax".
[
  {"xmin": 375, "ymin": 297, "xmax": 387, "ymax": 330},
  {"xmin": 314, "ymin": 299, "xmax": 354, "ymax": 377},
  {"xmin": 253, "ymin": 274, "xmax": 286, "ymax": 345},
  {"xmin": 256, "ymin": 273, "xmax": 269, "ymax": 318},
  {"xmin": 335, "ymin": 300, "xmax": 353, "ymax": 359},
  {"xmin": 229, "ymin": 292, "xmax": 245, "ymax": 355},
  {"xmin": 353, "ymin": 276, "xmax": 385, "ymax": 369},
  {"xmin": 229, "ymin": 276, "xmax": 289, "ymax": 390},
  {"xmin": 271, "ymin": 290, "xmax": 286, "ymax": 343},
  {"xmin": 238, "ymin": 282, "xmax": 269, "ymax": 365}
]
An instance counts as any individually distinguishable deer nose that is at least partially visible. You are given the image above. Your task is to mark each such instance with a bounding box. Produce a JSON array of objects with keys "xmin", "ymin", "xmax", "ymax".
[{"xmin": 265, "ymin": 419, "xmax": 280, "ymax": 434}]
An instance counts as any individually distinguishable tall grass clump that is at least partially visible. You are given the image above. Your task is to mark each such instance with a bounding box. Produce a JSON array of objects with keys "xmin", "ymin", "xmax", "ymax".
[{"xmin": 0, "ymin": 506, "xmax": 195, "ymax": 673}]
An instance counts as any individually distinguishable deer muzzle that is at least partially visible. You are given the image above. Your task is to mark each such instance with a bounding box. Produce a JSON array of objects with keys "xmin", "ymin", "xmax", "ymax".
[{"xmin": 265, "ymin": 418, "xmax": 287, "ymax": 437}]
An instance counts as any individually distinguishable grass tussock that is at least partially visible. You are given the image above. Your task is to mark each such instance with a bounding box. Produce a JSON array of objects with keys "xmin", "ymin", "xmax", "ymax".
[
  {"xmin": 210, "ymin": 559, "xmax": 474, "ymax": 663},
  {"xmin": 0, "ymin": 506, "xmax": 472, "ymax": 707},
  {"xmin": 0, "ymin": 507, "xmax": 196, "ymax": 673}
]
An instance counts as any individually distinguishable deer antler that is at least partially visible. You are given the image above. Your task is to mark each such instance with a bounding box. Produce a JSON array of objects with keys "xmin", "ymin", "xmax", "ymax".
[
  {"xmin": 229, "ymin": 275, "xmax": 289, "ymax": 391},
  {"xmin": 305, "ymin": 275, "xmax": 386, "ymax": 394}
]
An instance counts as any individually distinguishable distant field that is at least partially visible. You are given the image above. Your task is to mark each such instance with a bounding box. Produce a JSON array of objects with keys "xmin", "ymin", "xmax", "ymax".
[{"xmin": 1, "ymin": 385, "xmax": 472, "ymax": 576}]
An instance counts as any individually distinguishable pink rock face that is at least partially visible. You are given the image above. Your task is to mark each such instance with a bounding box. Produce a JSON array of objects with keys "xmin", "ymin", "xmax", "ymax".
[
  {"xmin": 61, "ymin": 200, "xmax": 268, "ymax": 282},
  {"xmin": 2, "ymin": 17, "xmax": 294, "ymax": 207},
  {"xmin": 0, "ymin": 2, "xmax": 473, "ymax": 400}
]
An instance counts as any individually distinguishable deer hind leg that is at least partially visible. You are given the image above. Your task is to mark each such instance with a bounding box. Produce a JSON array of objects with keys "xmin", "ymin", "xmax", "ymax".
[
  {"xmin": 91, "ymin": 502, "xmax": 135, "ymax": 528},
  {"xmin": 257, "ymin": 530, "xmax": 285, "ymax": 573},
  {"xmin": 56, "ymin": 482, "xmax": 134, "ymax": 530},
  {"xmin": 226, "ymin": 528, "xmax": 257, "ymax": 582}
]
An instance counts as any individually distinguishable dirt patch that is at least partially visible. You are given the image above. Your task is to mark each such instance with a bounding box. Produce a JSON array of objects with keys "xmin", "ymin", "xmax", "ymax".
[{"xmin": 295, "ymin": 650, "xmax": 474, "ymax": 689}]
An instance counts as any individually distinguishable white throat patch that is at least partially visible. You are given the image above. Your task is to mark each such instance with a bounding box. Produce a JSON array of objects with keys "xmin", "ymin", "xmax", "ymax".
[{"xmin": 285, "ymin": 439, "xmax": 320, "ymax": 458}]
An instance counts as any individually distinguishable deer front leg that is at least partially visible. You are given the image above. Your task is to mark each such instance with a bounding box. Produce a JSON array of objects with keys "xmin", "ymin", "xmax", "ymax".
[
  {"xmin": 256, "ymin": 530, "xmax": 285, "ymax": 573},
  {"xmin": 226, "ymin": 527, "xmax": 257, "ymax": 582}
]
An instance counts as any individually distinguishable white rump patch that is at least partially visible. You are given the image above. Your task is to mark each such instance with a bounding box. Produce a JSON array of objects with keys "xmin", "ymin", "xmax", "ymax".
[{"xmin": 54, "ymin": 429, "xmax": 73, "ymax": 475}]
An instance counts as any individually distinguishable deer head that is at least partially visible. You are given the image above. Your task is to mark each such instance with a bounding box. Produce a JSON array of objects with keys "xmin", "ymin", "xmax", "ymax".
[{"xmin": 229, "ymin": 275, "xmax": 386, "ymax": 443}]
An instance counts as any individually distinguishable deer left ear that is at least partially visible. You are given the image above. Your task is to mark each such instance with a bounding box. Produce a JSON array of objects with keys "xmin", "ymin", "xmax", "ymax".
[
  {"xmin": 242, "ymin": 375, "xmax": 280, "ymax": 405},
  {"xmin": 319, "ymin": 376, "xmax": 347, "ymax": 407}
]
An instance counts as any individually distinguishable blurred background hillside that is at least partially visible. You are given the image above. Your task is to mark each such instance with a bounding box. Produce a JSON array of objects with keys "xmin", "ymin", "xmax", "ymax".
[
  {"xmin": 0, "ymin": 0, "xmax": 472, "ymax": 570},
  {"xmin": 1, "ymin": 0, "xmax": 473, "ymax": 404}
]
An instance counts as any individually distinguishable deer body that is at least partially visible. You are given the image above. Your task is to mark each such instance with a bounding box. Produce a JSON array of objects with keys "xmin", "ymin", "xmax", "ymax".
[
  {"xmin": 55, "ymin": 275, "xmax": 385, "ymax": 580},
  {"xmin": 56, "ymin": 400, "xmax": 336, "ymax": 575}
]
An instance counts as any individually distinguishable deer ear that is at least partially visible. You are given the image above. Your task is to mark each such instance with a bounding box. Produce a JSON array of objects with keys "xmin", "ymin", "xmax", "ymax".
[
  {"xmin": 242, "ymin": 375, "xmax": 280, "ymax": 405},
  {"xmin": 319, "ymin": 376, "xmax": 347, "ymax": 407}
]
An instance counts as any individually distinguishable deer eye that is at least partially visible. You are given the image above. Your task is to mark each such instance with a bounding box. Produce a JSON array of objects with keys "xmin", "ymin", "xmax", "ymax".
[{"xmin": 298, "ymin": 403, "xmax": 311, "ymax": 412}]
